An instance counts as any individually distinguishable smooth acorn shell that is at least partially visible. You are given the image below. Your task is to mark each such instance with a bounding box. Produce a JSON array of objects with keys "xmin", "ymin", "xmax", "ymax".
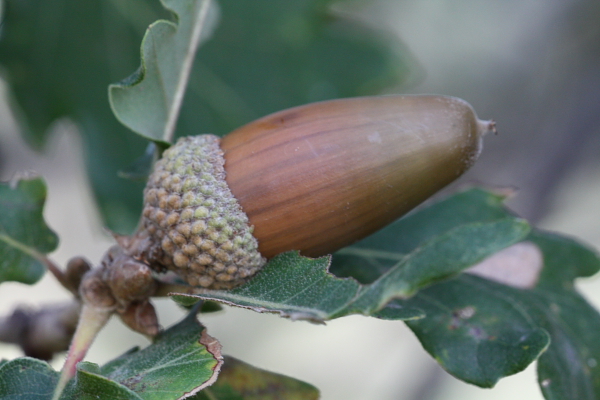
[{"xmin": 221, "ymin": 95, "xmax": 491, "ymax": 259}]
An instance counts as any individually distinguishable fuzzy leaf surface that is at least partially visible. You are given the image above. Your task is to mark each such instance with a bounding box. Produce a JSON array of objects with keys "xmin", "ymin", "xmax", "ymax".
[
  {"xmin": 0, "ymin": 0, "xmax": 410, "ymax": 233},
  {"xmin": 190, "ymin": 356, "xmax": 319, "ymax": 400},
  {"xmin": 62, "ymin": 311, "xmax": 222, "ymax": 400},
  {"xmin": 109, "ymin": 0, "xmax": 218, "ymax": 143},
  {"xmin": 171, "ymin": 190, "xmax": 530, "ymax": 322},
  {"xmin": 0, "ymin": 357, "xmax": 59, "ymax": 399},
  {"xmin": 0, "ymin": 312, "xmax": 222, "ymax": 399},
  {"xmin": 61, "ymin": 362, "xmax": 142, "ymax": 400},
  {"xmin": 172, "ymin": 252, "xmax": 360, "ymax": 322},
  {"xmin": 0, "ymin": 178, "xmax": 58, "ymax": 284},
  {"xmin": 399, "ymin": 229, "xmax": 600, "ymax": 395}
]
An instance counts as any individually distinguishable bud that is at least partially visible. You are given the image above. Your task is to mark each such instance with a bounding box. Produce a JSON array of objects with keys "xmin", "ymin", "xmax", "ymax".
[
  {"xmin": 131, "ymin": 95, "xmax": 494, "ymax": 289},
  {"xmin": 118, "ymin": 300, "xmax": 160, "ymax": 337}
]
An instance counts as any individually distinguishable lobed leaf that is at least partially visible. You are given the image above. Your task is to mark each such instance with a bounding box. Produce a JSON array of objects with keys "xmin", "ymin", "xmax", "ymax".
[
  {"xmin": 0, "ymin": 177, "xmax": 58, "ymax": 284},
  {"xmin": 400, "ymin": 275, "xmax": 552, "ymax": 387},
  {"xmin": 332, "ymin": 189, "xmax": 600, "ymax": 392},
  {"xmin": 64, "ymin": 310, "xmax": 222, "ymax": 400},
  {"xmin": 0, "ymin": 311, "xmax": 222, "ymax": 399},
  {"xmin": 391, "ymin": 229, "xmax": 600, "ymax": 395},
  {"xmin": 109, "ymin": 0, "xmax": 219, "ymax": 144},
  {"xmin": 531, "ymin": 232, "xmax": 600, "ymax": 400}
]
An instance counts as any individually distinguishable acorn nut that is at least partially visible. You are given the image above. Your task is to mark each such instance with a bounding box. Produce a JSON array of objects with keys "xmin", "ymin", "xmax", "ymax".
[{"xmin": 130, "ymin": 95, "xmax": 495, "ymax": 290}]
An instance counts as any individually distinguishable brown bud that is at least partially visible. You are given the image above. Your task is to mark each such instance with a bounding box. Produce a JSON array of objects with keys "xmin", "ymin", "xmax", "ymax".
[
  {"xmin": 79, "ymin": 269, "xmax": 117, "ymax": 309},
  {"xmin": 118, "ymin": 300, "xmax": 160, "ymax": 337},
  {"xmin": 64, "ymin": 257, "xmax": 92, "ymax": 295},
  {"xmin": 221, "ymin": 95, "xmax": 494, "ymax": 258},
  {"xmin": 106, "ymin": 257, "xmax": 157, "ymax": 306}
]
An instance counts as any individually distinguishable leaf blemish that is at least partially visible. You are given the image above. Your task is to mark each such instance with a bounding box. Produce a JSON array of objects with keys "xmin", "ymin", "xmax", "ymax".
[
  {"xmin": 454, "ymin": 306, "xmax": 476, "ymax": 319},
  {"xmin": 121, "ymin": 374, "xmax": 147, "ymax": 390}
]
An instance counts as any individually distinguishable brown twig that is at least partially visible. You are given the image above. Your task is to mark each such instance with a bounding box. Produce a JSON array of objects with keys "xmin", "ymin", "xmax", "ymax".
[{"xmin": 0, "ymin": 301, "xmax": 81, "ymax": 361}]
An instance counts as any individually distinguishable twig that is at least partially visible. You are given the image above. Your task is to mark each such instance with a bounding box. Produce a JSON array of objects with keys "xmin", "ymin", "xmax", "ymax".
[{"xmin": 0, "ymin": 301, "xmax": 81, "ymax": 361}]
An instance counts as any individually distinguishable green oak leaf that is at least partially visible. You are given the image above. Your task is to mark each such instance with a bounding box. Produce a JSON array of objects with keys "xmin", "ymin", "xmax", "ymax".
[
  {"xmin": 393, "ymin": 229, "xmax": 600, "ymax": 394},
  {"xmin": 400, "ymin": 275, "xmax": 552, "ymax": 388},
  {"xmin": 172, "ymin": 252, "xmax": 360, "ymax": 323},
  {"xmin": 63, "ymin": 310, "xmax": 222, "ymax": 400},
  {"xmin": 0, "ymin": 0, "xmax": 410, "ymax": 233},
  {"xmin": 0, "ymin": 177, "xmax": 58, "ymax": 284},
  {"xmin": 0, "ymin": 357, "xmax": 59, "ymax": 400},
  {"xmin": 0, "ymin": 312, "xmax": 222, "ymax": 400},
  {"xmin": 190, "ymin": 356, "xmax": 319, "ymax": 400},
  {"xmin": 331, "ymin": 188, "xmax": 600, "ymax": 390},
  {"xmin": 62, "ymin": 361, "xmax": 142, "ymax": 400},
  {"xmin": 109, "ymin": 0, "xmax": 219, "ymax": 144},
  {"xmin": 530, "ymin": 232, "xmax": 600, "ymax": 400}
]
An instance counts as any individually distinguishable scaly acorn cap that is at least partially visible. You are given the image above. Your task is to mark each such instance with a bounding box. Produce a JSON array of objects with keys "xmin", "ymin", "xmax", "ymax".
[
  {"xmin": 133, "ymin": 95, "xmax": 495, "ymax": 289},
  {"xmin": 135, "ymin": 135, "xmax": 266, "ymax": 289}
]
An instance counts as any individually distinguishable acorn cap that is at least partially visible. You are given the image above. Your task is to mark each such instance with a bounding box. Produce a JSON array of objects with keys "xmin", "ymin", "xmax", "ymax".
[{"xmin": 136, "ymin": 135, "xmax": 266, "ymax": 289}]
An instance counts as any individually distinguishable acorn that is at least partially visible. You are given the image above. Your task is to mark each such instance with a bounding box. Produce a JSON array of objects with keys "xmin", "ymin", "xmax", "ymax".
[{"xmin": 128, "ymin": 95, "xmax": 495, "ymax": 290}]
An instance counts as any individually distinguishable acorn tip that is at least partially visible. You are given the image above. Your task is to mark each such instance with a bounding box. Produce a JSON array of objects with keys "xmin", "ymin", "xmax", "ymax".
[{"xmin": 478, "ymin": 119, "xmax": 497, "ymax": 136}]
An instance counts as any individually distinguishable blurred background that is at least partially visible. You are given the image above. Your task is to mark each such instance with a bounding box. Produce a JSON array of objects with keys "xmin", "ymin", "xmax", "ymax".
[{"xmin": 1, "ymin": 0, "xmax": 599, "ymax": 399}]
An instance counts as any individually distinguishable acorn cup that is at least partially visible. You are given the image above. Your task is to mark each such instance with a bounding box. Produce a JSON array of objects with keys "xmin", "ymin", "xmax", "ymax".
[{"xmin": 129, "ymin": 95, "xmax": 495, "ymax": 290}]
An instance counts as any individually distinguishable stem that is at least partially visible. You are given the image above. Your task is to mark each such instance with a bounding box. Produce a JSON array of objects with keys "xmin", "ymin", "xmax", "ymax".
[
  {"xmin": 52, "ymin": 305, "xmax": 113, "ymax": 400},
  {"xmin": 43, "ymin": 257, "xmax": 78, "ymax": 295},
  {"xmin": 0, "ymin": 232, "xmax": 78, "ymax": 295},
  {"xmin": 163, "ymin": 0, "xmax": 212, "ymax": 143},
  {"xmin": 477, "ymin": 119, "xmax": 497, "ymax": 135}
]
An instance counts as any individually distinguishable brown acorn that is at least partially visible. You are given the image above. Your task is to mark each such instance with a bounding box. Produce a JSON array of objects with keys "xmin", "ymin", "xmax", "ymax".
[{"xmin": 130, "ymin": 95, "xmax": 495, "ymax": 289}]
